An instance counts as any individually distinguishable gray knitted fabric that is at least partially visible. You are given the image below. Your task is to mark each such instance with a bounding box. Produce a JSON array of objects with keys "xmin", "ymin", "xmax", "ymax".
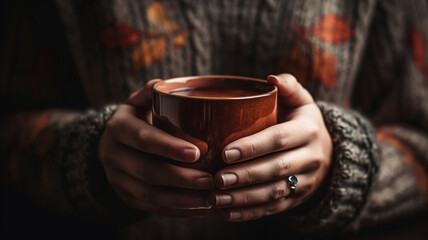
[
  {"xmin": 60, "ymin": 105, "xmax": 121, "ymax": 217},
  {"xmin": 59, "ymin": 104, "xmax": 145, "ymax": 223}
]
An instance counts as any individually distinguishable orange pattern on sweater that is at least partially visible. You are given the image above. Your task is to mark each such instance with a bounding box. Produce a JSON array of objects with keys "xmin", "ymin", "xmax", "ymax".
[{"xmin": 278, "ymin": 14, "xmax": 354, "ymax": 89}]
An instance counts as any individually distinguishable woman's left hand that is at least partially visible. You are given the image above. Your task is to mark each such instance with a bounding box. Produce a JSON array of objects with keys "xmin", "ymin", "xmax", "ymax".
[{"xmin": 212, "ymin": 74, "xmax": 332, "ymax": 221}]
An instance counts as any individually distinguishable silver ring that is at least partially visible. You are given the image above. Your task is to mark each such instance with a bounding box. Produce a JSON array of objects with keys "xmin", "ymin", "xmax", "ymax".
[{"xmin": 285, "ymin": 175, "xmax": 298, "ymax": 199}]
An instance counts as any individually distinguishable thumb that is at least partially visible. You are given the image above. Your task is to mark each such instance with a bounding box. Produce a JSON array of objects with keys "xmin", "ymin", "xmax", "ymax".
[
  {"xmin": 126, "ymin": 79, "xmax": 161, "ymax": 107},
  {"xmin": 267, "ymin": 74, "xmax": 313, "ymax": 107}
]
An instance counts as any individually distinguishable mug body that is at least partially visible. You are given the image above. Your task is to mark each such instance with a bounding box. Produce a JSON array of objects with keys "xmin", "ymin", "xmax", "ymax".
[{"xmin": 152, "ymin": 75, "xmax": 277, "ymax": 173}]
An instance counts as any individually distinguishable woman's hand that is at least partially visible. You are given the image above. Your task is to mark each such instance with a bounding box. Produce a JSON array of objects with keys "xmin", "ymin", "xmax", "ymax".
[
  {"xmin": 98, "ymin": 80, "xmax": 213, "ymax": 217},
  {"xmin": 212, "ymin": 74, "xmax": 332, "ymax": 221}
]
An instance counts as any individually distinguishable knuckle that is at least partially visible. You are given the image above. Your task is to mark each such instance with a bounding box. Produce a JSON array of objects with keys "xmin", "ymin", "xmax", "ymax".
[
  {"xmin": 105, "ymin": 118, "xmax": 118, "ymax": 132},
  {"xmin": 137, "ymin": 127, "xmax": 149, "ymax": 142},
  {"xmin": 137, "ymin": 129, "xmax": 151, "ymax": 151},
  {"xmin": 285, "ymin": 73, "xmax": 298, "ymax": 83},
  {"xmin": 303, "ymin": 153, "xmax": 323, "ymax": 173},
  {"xmin": 305, "ymin": 121, "xmax": 320, "ymax": 139},
  {"xmin": 270, "ymin": 181, "xmax": 287, "ymax": 200},
  {"xmin": 249, "ymin": 141, "xmax": 257, "ymax": 156},
  {"xmin": 322, "ymin": 152, "xmax": 332, "ymax": 170},
  {"xmin": 238, "ymin": 168, "xmax": 254, "ymax": 184},
  {"xmin": 241, "ymin": 140, "xmax": 257, "ymax": 158},
  {"xmin": 273, "ymin": 157, "xmax": 290, "ymax": 178},
  {"xmin": 312, "ymin": 152, "xmax": 323, "ymax": 165},
  {"xmin": 273, "ymin": 128, "xmax": 288, "ymax": 150},
  {"xmin": 237, "ymin": 193, "xmax": 251, "ymax": 205},
  {"xmin": 100, "ymin": 153, "xmax": 115, "ymax": 169},
  {"xmin": 286, "ymin": 75, "xmax": 300, "ymax": 93},
  {"xmin": 244, "ymin": 194, "xmax": 253, "ymax": 205},
  {"xmin": 313, "ymin": 148, "xmax": 327, "ymax": 166}
]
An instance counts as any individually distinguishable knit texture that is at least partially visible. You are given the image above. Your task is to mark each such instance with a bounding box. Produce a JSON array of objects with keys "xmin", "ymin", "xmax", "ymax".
[
  {"xmin": 60, "ymin": 104, "xmax": 141, "ymax": 222},
  {"xmin": 346, "ymin": 139, "xmax": 427, "ymax": 231},
  {"xmin": 1, "ymin": 0, "xmax": 428, "ymax": 238}
]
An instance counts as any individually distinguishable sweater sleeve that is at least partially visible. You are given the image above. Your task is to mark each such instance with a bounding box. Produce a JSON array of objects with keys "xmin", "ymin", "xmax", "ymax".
[
  {"xmin": 344, "ymin": 0, "xmax": 428, "ymax": 231},
  {"xmin": 0, "ymin": 0, "xmax": 140, "ymax": 223},
  {"xmin": 282, "ymin": 0, "xmax": 428, "ymax": 234},
  {"xmin": 0, "ymin": 106, "xmax": 140, "ymax": 223},
  {"xmin": 59, "ymin": 105, "xmax": 142, "ymax": 222}
]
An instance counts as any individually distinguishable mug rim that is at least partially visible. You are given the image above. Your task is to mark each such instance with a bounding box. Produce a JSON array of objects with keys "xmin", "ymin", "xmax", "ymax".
[{"xmin": 152, "ymin": 75, "xmax": 278, "ymax": 100}]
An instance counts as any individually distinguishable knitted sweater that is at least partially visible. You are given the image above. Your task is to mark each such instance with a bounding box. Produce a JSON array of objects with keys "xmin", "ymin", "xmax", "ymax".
[{"xmin": 1, "ymin": 0, "xmax": 428, "ymax": 239}]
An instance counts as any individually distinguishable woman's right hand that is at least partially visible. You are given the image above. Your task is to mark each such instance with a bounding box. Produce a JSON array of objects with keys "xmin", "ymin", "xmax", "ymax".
[{"xmin": 98, "ymin": 80, "xmax": 213, "ymax": 217}]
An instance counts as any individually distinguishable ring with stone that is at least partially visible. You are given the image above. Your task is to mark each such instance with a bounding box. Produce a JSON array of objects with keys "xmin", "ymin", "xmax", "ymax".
[{"xmin": 285, "ymin": 175, "xmax": 298, "ymax": 199}]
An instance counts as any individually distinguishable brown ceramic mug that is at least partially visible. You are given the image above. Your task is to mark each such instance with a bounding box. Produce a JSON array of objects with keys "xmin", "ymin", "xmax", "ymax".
[{"xmin": 152, "ymin": 75, "xmax": 277, "ymax": 173}]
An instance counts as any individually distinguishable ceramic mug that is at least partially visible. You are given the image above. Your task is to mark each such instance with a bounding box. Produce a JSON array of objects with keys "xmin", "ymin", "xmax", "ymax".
[{"xmin": 152, "ymin": 75, "xmax": 277, "ymax": 173}]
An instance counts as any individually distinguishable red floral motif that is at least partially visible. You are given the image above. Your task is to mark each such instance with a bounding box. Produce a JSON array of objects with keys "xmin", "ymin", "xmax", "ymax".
[
  {"xmin": 100, "ymin": 2, "xmax": 190, "ymax": 70},
  {"xmin": 409, "ymin": 25, "xmax": 427, "ymax": 78},
  {"xmin": 147, "ymin": 1, "xmax": 179, "ymax": 33},
  {"xmin": 307, "ymin": 14, "xmax": 354, "ymax": 44},
  {"xmin": 278, "ymin": 14, "xmax": 354, "ymax": 89},
  {"xmin": 311, "ymin": 45, "xmax": 337, "ymax": 88},
  {"xmin": 133, "ymin": 38, "xmax": 167, "ymax": 70},
  {"xmin": 100, "ymin": 24, "xmax": 142, "ymax": 49},
  {"xmin": 277, "ymin": 39, "xmax": 310, "ymax": 86},
  {"xmin": 172, "ymin": 30, "xmax": 190, "ymax": 49}
]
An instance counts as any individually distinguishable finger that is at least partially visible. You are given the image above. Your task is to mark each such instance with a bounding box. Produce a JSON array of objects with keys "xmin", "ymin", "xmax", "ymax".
[
  {"xmin": 219, "ymin": 175, "xmax": 316, "ymax": 222},
  {"xmin": 223, "ymin": 119, "xmax": 316, "ymax": 163},
  {"xmin": 219, "ymin": 198, "xmax": 290, "ymax": 222},
  {"xmin": 267, "ymin": 74, "xmax": 313, "ymax": 107},
  {"xmin": 115, "ymin": 188, "xmax": 210, "ymax": 218},
  {"xmin": 212, "ymin": 175, "xmax": 310, "ymax": 208},
  {"xmin": 110, "ymin": 171, "xmax": 212, "ymax": 211},
  {"xmin": 108, "ymin": 111, "xmax": 201, "ymax": 162},
  {"xmin": 215, "ymin": 148, "xmax": 321, "ymax": 189},
  {"xmin": 109, "ymin": 143, "xmax": 213, "ymax": 190},
  {"xmin": 126, "ymin": 79, "xmax": 161, "ymax": 107}
]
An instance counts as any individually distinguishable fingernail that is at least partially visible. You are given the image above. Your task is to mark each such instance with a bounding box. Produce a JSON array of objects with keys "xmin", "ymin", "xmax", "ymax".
[
  {"xmin": 224, "ymin": 149, "xmax": 241, "ymax": 162},
  {"xmin": 229, "ymin": 211, "xmax": 241, "ymax": 220},
  {"xmin": 267, "ymin": 75, "xmax": 279, "ymax": 82},
  {"xmin": 192, "ymin": 197, "xmax": 212, "ymax": 209},
  {"xmin": 195, "ymin": 176, "xmax": 214, "ymax": 189},
  {"xmin": 182, "ymin": 148, "xmax": 198, "ymax": 162},
  {"xmin": 215, "ymin": 194, "xmax": 232, "ymax": 206},
  {"xmin": 221, "ymin": 173, "xmax": 238, "ymax": 187}
]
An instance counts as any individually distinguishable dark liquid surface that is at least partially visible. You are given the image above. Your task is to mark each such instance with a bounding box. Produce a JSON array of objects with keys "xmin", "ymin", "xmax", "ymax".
[{"xmin": 171, "ymin": 87, "xmax": 261, "ymax": 97}]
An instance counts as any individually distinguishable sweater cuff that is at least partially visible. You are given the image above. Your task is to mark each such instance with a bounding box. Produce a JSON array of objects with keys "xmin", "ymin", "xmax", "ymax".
[
  {"xmin": 59, "ymin": 105, "xmax": 142, "ymax": 223},
  {"xmin": 283, "ymin": 101, "xmax": 379, "ymax": 234}
]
